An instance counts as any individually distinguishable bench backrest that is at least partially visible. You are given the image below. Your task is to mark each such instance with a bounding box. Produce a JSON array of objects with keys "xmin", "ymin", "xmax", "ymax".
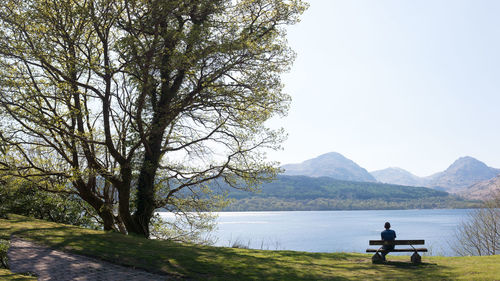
[{"xmin": 369, "ymin": 240, "xmax": 425, "ymax": 245}]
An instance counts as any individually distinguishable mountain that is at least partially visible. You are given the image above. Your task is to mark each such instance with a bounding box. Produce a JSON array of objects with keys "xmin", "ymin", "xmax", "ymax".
[
  {"xmin": 370, "ymin": 156, "xmax": 500, "ymax": 195},
  {"xmin": 459, "ymin": 175, "xmax": 500, "ymax": 200},
  {"xmin": 281, "ymin": 152, "xmax": 376, "ymax": 182},
  {"xmin": 371, "ymin": 167, "xmax": 428, "ymax": 187},
  {"xmin": 283, "ymin": 153, "xmax": 499, "ymax": 196},
  {"xmin": 224, "ymin": 175, "xmax": 480, "ymax": 211},
  {"xmin": 426, "ymin": 156, "xmax": 500, "ymax": 193}
]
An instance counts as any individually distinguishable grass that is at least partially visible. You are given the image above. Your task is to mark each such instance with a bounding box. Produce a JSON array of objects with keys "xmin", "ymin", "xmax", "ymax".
[
  {"xmin": 0, "ymin": 269, "xmax": 36, "ymax": 281},
  {"xmin": 1, "ymin": 214, "xmax": 500, "ymax": 280}
]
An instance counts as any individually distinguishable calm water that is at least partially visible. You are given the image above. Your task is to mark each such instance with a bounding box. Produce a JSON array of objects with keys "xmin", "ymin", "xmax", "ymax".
[{"xmin": 209, "ymin": 209, "xmax": 472, "ymax": 256}]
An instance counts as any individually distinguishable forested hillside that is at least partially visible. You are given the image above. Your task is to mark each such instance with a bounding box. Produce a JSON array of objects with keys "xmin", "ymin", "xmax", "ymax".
[{"xmin": 223, "ymin": 175, "xmax": 480, "ymax": 211}]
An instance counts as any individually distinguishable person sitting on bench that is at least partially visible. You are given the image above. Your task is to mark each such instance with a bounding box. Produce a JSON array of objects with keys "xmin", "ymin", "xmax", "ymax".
[{"xmin": 381, "ymin": 222, "xmax": 396, "ymax": 261}]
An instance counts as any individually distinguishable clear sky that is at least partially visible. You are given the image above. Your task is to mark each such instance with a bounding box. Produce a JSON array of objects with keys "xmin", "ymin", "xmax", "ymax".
[{"xmin": 268, "ymin": 0, "xmax": 500, "ymax": 177}]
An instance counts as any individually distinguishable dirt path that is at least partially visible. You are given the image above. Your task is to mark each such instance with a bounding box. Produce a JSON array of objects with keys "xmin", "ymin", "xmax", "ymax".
[{"xmin": 7, "ymin": 236, "xmax": 173, "ymax": 281}]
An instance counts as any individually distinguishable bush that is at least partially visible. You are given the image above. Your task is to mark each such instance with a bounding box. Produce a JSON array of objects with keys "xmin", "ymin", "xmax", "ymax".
[
  {"xmin": 453, "ymin": 194, "xmax": 500, "ymax": 256},
  {"xmin": 0, "ymin": 239, "xmax": 9, "ymax": 268},
  {"xmin": 0, "ymin": 180, "xmax": 98, "ymax": 229},
  {"xmin": 230, "ymin": 239, "xmax": 250, "ymax": 249}
]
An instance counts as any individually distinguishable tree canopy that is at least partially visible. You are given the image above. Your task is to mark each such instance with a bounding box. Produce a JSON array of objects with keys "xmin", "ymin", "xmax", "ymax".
[{"xmin": 0, "ymin": 0, "xmax": 307, "ymax": 237}]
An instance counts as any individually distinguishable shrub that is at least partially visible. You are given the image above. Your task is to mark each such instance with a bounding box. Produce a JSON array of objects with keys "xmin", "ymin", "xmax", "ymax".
[
  {"xmin": 0, "ymin": 239, "xmax": 9, "ymax": 268},
  {"xmin": 453, "ymin": 193, "xmax": 500, "ymax": 256},
  {"xmin": 0, "ymin": 179, "xmax": 98, "ymax": 229}
]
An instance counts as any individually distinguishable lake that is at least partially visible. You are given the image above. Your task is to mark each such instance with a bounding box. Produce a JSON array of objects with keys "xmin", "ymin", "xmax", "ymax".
[{"xmin": 207, "ymin": 209, "xmax": 472, "ymax": 256}]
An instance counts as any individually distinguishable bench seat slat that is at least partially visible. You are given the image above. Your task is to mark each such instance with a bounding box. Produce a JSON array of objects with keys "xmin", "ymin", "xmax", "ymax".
[
  {"xmin": 366, "ymin": 248, "xmax": 428, "ymax": 252},
  {"xmin": 369, "ymin": 240, "xmax": 425, "ymax": 245}
]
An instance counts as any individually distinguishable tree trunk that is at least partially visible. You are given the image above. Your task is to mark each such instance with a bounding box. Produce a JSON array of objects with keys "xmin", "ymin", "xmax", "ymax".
[
  {"xmin": 132, "ymin": 115, "xmax": 167, "ymax": 237},
  {"xmin": 133, "ymin": 156, "xmax": 159, "ymax": 238},
  {"xmin": 117, "ymin": 181, "xmax": 142, "ymax": 235},
  {"xmin": 100, "ymin": 208, "xmax": 115, "ymax": 231},
  {"xmin": 75, "ymin": 180, "xmax": 115, "ymax": 232}
]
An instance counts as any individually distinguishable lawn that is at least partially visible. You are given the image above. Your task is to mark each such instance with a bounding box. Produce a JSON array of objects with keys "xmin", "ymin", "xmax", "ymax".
[
  {"xmin": 1, "ymin": 214, "xmax": 499, "ymax": 280},
  {"xmin": 0, "ymin": 269, "xmax": 36, "ymax": 281}
]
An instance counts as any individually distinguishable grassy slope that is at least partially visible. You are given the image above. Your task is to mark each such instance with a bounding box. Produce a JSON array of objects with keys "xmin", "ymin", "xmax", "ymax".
[{"xmin": 1, "ymin": 214, "xmax": 499, "ymax": 280}]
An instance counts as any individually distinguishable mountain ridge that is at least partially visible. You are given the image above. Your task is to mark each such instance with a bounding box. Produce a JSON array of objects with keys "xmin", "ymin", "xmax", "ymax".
[
  {"xmin": 458, "ymin": 175, "xmax": 500, "ymax": 200},
  {"xmin": 282, "ymin": 152, "xmax": 376, "ymax": 182},
  {"xmin": 371, "ymin": 167, "xmax": 428, "ymax": 187},
  {"xmin": 282, "ymin": 152, "xmax": 500, "ymax": 196},
  {"xmin": 426, "ymin": 156, "xmax": 500, "ymax": 193}
]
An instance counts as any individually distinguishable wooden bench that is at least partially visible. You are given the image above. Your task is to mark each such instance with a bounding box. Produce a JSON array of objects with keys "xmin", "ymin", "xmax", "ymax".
[{"xmin": 366, "ymin": 240, "xmax": 427, "ymax": 263}]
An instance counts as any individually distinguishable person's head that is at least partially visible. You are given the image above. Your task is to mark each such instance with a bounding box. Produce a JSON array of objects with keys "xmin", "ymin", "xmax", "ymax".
[{"xmin": 384, "ymin": 222, "xmax": 391, "ymax": 229}]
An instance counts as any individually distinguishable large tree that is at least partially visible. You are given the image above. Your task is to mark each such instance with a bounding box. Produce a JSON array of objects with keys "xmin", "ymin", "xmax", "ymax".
[{"xmin": 0, "ymin": 0, "xmax": 306, "ymax": 237}]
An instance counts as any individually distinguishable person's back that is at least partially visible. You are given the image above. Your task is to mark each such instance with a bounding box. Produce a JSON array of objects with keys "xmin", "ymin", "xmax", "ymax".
[
  {"xmin": 381, "ymin": 229, "xmax": 396, "ymax": 241},
  {"xmin": 380, "ymin": 222, "xmax": 396, "ymax": 261}
]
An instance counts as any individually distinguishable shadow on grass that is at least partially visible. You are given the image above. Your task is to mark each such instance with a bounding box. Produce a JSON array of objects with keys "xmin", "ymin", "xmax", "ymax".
[
  {"xmin": 3, "ymin": 216, "xmax": 459, "ymax": 281},
  {"xmin": 11, "ymin": 227, "xmax": 353, "ymax": 280},
  {"xmin": 364, "ymin": 260, "xmax": 456, "ymax": 281},
  {"xmin": 0, "ymin": 228, "xmax": 12, "ymax": 240},
  {"xmin": 188, "ymin": 248, "xmax": 458, "ymax": 281},
  {"xmin": 383, "ymin": 260, "xmax": 437, "ymax": 268}
]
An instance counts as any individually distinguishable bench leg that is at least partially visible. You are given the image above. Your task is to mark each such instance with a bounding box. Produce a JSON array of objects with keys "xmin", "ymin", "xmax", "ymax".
[
  {"xmin": 371, "ymin": 252, "xmax": 384, "ymax": 264},
  {"xmin": 411, "ymin": 252, "xmax": 421, "ymax": 264}
]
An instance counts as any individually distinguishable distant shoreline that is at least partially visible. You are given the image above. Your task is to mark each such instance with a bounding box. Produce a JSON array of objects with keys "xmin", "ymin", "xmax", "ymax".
[
  {"xmin": 221, "ymin": 196, "xmax": 481, "ymax": 212},
  {"xmin": 156, "ymin": 207, "xmax": 479, "ymax": 214}
]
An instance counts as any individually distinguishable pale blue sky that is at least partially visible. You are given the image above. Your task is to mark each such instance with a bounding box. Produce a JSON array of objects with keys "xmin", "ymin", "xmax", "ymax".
[{"xmin": 269, "ymin": 0, "xmax": 500, "ymax": 177}]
